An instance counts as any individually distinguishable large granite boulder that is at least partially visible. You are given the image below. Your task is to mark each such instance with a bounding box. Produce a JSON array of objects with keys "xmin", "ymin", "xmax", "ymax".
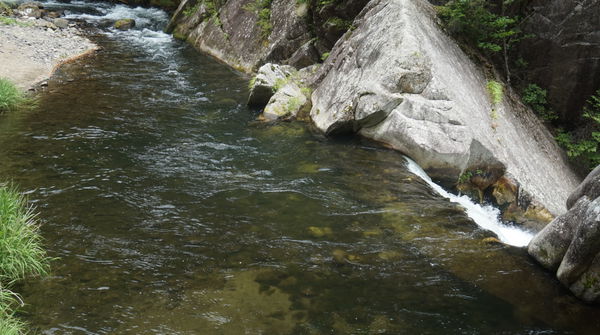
[
  {"xmin": 309, "ymin": 0, "xmax": 579, "ymax": 216},
  {"xmin": 529, "ymin": 166, "xmax": 600, "ymax": 303}
]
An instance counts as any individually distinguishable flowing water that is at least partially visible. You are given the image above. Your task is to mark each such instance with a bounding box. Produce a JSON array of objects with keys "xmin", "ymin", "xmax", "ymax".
[{"xmin": 1, "ymin": 1, "xmax": 600, "ymax": 334}]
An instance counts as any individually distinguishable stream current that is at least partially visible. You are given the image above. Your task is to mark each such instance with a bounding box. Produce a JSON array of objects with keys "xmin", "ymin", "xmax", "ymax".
[{"xmin": 1, "ymin": 1, "xmax": 600, "ymax": 334}]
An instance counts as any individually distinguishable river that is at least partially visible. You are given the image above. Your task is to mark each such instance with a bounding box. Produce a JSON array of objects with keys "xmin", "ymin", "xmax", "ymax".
[{"xmin": 1, "ymin": 1, "xmax": 599, "ymax": 334}]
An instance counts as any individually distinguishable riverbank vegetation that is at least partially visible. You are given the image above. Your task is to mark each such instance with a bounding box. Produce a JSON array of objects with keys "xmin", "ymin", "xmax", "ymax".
[
  {"xmin": 0, "ymin": 78, "xmax": 28, "ymax": 112},
  {"xmin": 0, "ymin": 184, "xmax": 50, "ymax": 334}
]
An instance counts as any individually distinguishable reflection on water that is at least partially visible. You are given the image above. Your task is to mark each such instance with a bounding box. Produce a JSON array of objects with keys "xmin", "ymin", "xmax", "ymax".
[{"xmin": 0, "ymin": 1, "xmax": 598, "ymax": 334}]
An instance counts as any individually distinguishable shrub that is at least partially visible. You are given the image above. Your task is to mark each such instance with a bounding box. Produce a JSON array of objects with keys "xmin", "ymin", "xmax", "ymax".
[
  {"xmin": 556, "ymin": 89, "xmax": 600, "ymax": 172},
  {"xmin": 522, "ymin": 83, "xmax": 557, "ymax": 121}
]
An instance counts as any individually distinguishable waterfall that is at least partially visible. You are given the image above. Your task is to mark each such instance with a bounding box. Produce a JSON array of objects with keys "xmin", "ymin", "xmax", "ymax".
[{"xmin": 404, "ymin": 157, "xmax": 533, "ymax": 247}]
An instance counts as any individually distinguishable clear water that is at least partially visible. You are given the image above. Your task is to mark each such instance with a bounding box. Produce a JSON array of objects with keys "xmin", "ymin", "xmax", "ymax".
[{"xmin": 1, "ymin": 1, "xmax": 599, "ymax": 334}]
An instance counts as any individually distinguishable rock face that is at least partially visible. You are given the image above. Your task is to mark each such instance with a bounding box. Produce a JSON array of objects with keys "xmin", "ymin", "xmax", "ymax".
[
  {"xmin": 309, "ymin": 0, "xmax": 579, "ymax": 216},
  {"xmin": 519, "ymin": 0, "xmax": 600, "ymax": 122},
  {"xmin": 529, "ymin": 165, "xmax": 600, "ymax": 303},
  {"xmin": 167, "ymin": 0, "xmax": 369, "ymax": 72}
]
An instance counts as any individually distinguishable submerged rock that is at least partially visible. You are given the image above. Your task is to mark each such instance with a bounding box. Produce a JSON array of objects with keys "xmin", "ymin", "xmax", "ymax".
[
  {"xmin": 529, "ymin": 166, "xmax": 600, "ymax": 303},
  {"xmin": 114, "ymin": 18, "xmax": 136, "ymax": 30},
  {"xmin": 309, "ymin": 0, "xmax": 579, "ymax": 215}
]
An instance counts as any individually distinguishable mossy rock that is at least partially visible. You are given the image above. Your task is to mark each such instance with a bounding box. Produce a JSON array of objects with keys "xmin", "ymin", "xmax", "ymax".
[{"xmin": 114, "ymin": 18, "xmax": 136, "ymax": 30}]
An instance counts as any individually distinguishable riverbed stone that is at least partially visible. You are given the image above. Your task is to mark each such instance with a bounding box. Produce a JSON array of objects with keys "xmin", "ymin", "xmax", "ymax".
[
  {"xmin": 247, "ymin": 63, "xmax": 295, "ymax": 107},
  {"xmin": 114, "ymin": 18, "xmax": 136, "ymax": 30},
  {"xmin": 53, "ymin": 18, "xmax": 68, "ymax": 29},
  {"xmin": 309, "ymin": 0, "xmax": 579, "ymax": 215}
]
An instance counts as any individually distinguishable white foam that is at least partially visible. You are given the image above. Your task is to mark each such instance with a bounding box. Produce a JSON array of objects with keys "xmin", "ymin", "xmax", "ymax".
[{"xmin": 404, "ymin": 157, "xmax": 533, "ymax": 247}]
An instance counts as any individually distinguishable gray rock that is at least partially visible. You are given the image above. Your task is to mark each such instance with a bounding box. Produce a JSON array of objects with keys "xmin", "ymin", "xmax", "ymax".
[
  {"xmin": 262, "ymin": 82, "xmax": 307, "ymax": 121},
  {"xmin": 286, "ymin": 40, "xmax": 319, "ymax": 69},
  {"xmin": 309, "ymin": 0, "xmax": 579, "ymax": 215},
  {"xmin": 247, "ymin": 63, "xmax": 295, "ymax": 107},
  {"xmin": 53, "ymin": 18, "xmax": 68, "ymax": 29},
  {"xmin": 567, "ymin": 164, "xmax": 600, "ymax": 210}
]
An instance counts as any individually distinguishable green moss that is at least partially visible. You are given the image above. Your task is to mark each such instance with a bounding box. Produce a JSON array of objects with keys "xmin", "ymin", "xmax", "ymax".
[
  {"xmin": 287, "ymin": 96, "xmax": 302, "ymax": 112},
  {"xmin": 248, "ymin": 76, "xmax": 257, "ymax": 90},
  {"xmin": 321, "ymin": 52, "xmax": 330, "ymax": 61},
  {"xmin": 486, "ymin": 80, "xmax": 503, "ymax": 105},
  {"xmin": 273, "ymin": 77, "xmax": 289, "ymax": 92}
]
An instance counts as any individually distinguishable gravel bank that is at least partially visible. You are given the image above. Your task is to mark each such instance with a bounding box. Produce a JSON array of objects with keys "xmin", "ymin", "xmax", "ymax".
[{"xmin": 0, "ymin": 17, "xmax": 98, "ymax": 89}]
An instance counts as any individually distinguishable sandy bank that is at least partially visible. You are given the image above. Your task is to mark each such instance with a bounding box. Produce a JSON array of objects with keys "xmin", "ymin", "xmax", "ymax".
[{"xmin": 0, "ymin": 17, "xmax": 98, "ymax": 89}]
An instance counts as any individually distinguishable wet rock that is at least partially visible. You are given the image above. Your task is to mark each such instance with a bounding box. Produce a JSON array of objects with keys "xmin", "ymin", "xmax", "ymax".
[
  {"xmin": 114, "ymin": 18, "xmax": 136, "ymax": 31},
  {"xmin": 45, "ymin": 11, "xmax": 63, "ymax": 19},
  {"xmin": 53, "ymin": 18, "xmax": 68, "ymax": 29},
  {"xmin": 310, "ymin": 0, "xmax": 578, "ymax": 215},
  {"xmin": 247, "ymin": 63, "xmax": 295, "ymax": 107},
  {"xmin": 529, "ymin": 166, "xmax": 600, "ymax": 303}
]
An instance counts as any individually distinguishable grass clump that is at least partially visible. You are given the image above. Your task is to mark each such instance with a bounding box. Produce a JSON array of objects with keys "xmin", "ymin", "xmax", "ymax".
[
  {"xmin": 0, "ymin": 183, "xmax": 50, "ymax": 334},
  {"xmin": 486, "ymin": 80, "xmax": 503, "ymax": 105},
  {"xmin": 0, "ymin": 78, "xmax": 28, "ymax": 112}
]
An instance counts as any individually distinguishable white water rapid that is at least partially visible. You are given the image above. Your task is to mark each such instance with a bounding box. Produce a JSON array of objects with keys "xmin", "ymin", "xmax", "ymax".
[{"xmin": 404, "ymin": 157, "xmax": 533, "ymax": 247}]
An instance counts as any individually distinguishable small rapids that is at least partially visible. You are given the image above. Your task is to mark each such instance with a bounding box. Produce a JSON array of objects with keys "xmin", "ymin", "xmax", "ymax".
[{"xmin": 405, "ymin": 157, "xmax": 534, "ymax": 247}]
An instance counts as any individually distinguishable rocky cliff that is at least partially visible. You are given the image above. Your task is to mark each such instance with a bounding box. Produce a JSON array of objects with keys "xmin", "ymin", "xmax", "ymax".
[
  {"xmin": 519, "ymin": 0, "xmax": 600, "ymax": 123},
  {"xmin": 308, "ymin": 0, "xmax": 579, "ymax": 216},
  {"xmin": 166, "ymin": 0, "xmax": 369, "ymax": 72}
]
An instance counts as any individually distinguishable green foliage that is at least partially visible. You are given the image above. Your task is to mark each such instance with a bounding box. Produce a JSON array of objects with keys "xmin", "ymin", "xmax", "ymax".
[
  {"xmin": 556, "ymin": 89, "xmax": 600, "ymax": 172},
  {"xmin": 438, "ymin": 0, "xmax": 521, "ymax": 54},
  {"xmin": 458, "ymin": 170, "xmax": 473, "ymax": 184},
  {"xmin": 0, "ymin": 184, "xmax": 50, "ymax": 334},
  {"xmin": 321, "ymin": 52, "xmax": 330, "ymax": 61},
  {"xmin": 486, "ymin": 80, "xmax": 503, "ymax": 105},
  {"xmin": 182, "ymin": 3, "xmax": 200, "ymax": 17},
  {"xmin": 0, "ymin": 78, "xmax": 27, "ymax": 112},
  {"xmin": 522, "ymin": 83, "xmax": 557, "ymax": 121}
]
